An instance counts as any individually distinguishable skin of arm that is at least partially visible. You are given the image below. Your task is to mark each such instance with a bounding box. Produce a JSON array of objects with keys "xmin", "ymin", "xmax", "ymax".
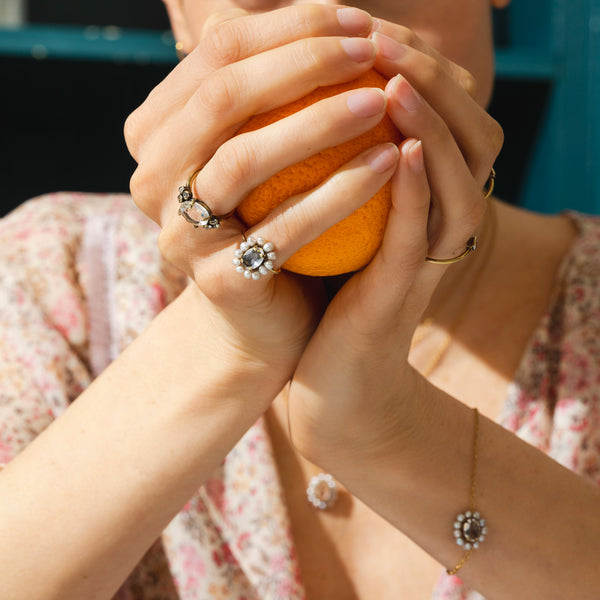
[
  {"xmin": 314, "ymin": 379, "xmax": 600, "ymax": 600},
  {"xmin": 0, "ymin": 284, "xmax": 315, "ymax": 600}
]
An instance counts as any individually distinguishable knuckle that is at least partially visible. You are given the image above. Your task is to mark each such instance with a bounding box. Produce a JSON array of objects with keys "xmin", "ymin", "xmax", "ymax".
[
  {"xmin": 296, "ymin": 3, "xmax": 322, "ymax": 33},
  {"xmin": 457, "ymin": 67, "xmax": 477, "ymax": 98},
  {"xmin": 201, "ymin": 8, "xmax": 249, "ymax": 40},
  {"xmin": 129, "ymin": 167, "xmax": 150, "ymax": 209},
  {"xmin": 211, "ymin": 136, "xmax": 257, "ymax": 197},
  {"xmin": 293, "ymin": 37, "xmax": 322, "ymax": 70},
  {"xmin": 419, "ymin": 54, "xmax": 445, "ymax": 87},
  {"xmin": 200, "ymin": 19, "xmax": 245, "ymax": 66},
  {"xmin": 192, "ymin": 70, "xmax": 241, "ymax": 118},
  {"xmin": 486, "ymin": 115, "xmax": 504, "ymax": 158},
  {"xmin": 123, "ymin": 107, "xmax": 145, "ymax": 161},
  {"xmin": 395, "ymin": 25, "xmax": 417, "ymax": 47}
]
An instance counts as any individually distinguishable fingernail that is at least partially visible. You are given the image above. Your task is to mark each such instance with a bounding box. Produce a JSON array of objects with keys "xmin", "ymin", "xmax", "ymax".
[
  {"xmin": 390, "ymin": 74, "xmax": 422, "ymax": 112},
  {"xmin": 341, "ymin": 37, "xmax": 375, "ymax": 62},
  {"xmin": 337, "ymin": 7, "xmax": 372, "ymax": 35},
  {"xmin": 404, "ymin": 140, "xmax": 424, "ymax": 173},
  {"xmin": 347, "ymin": 88, "xmax": 386, "ymax": 118},
  {"xmin": 366, "ymin": 143, "xmax": 399, "ymax": 173},
  {"xmin": 372, "ymin": 32, "xmax": 407, "ymax": 61}
]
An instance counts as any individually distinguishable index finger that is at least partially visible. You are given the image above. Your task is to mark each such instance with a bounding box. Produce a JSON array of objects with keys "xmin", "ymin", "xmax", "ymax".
[
  {"xmin": 142, "ymin": 5, "xmax": 374, "ymax": 119},
  {"xmin": 371, "ymin": 18, "xmax": 477, "ymax": 98}
]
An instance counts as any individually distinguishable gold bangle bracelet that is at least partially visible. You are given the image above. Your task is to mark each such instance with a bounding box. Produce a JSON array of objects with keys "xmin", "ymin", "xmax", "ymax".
[{"xmin": 447, "ymin": 408, "xmax": 488, "ymax": 576}]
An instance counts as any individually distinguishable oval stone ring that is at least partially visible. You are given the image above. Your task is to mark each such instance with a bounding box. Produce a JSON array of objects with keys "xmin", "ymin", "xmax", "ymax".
[
  {"xmin": 177, "ymin": 169, "xmax": 234, "ymax": 230},
  {"xmin": 233, "ymin": 233, "xmax": 280, "ymax": 280}
]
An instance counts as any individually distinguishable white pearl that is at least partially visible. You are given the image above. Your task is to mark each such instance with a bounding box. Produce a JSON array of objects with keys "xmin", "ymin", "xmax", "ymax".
[
  {"xmin": 247, "ymin": 236, "xmax": 256, "ymax": 245},
  {"xmin": 263, "ymin": 242, "xmax": 274, "ymax": 252},
  {"xmin": 267, "ymin": 252, "xmax": 276, "ymax": 260},
  {"xmin": 259, "ymin": 266, "xmax": 268, "ymax": 275},
  {"xmin": 252, "ymin": 271, "xmax": 261, "ymax": 280},
  {"xmin": 240, "ymin": 241, "xmax": 249, "ymax": 251},
  {"xmin": 264, "ymin": 260, "xmax": 273, "ymax": 270},
  {"xmin": 236, "ymin": 266, "xmax": 245, "ymax": 274},
  {"xmin": 234, "ymin": 249, "xmax": 243, "ymax": 258},
  {"xmin": 244, "ymin": 270, "xmax": 252, "ymax": 279},
  {"xmin": 257, "ymin": 237, "xmax": 265, "ymax": 246},
  {"xmin": 232, "ymin": 258, "xmax": 241, "ymax": 266}
]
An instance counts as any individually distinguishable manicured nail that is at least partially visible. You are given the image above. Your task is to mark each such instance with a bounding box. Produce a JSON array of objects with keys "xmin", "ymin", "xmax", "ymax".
[
  {"xmin": 341, "ymin": 37, "xmax": 375, "ymax": 62},
  {"xmin": 347, "ymin": 88, "xmax": 386, "ymax": 118},
  {"xmin": 337, "ymin": 7, "xmax": 372, "ymax": 35},
  {"xmin": 366, "ymin": 143, "xmax": 399, "ymax": 173},
  {"xmin": 390, "ymin": 74, "xmax": 422, "ymax": 112},
  {"xmin": 372, "ymin": 32, "xmax": 407, "ymax": 61}
]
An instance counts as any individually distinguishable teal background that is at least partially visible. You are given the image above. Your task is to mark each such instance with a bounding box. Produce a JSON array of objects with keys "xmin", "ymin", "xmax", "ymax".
[{"xmin": 0, "ymin": 1, "xmax": 598, "ymax": 215}]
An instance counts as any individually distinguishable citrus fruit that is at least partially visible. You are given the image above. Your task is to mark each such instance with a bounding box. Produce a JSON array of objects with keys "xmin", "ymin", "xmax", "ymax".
[{"xmin": 235, "ymin": 69, "xmax": 402, "ymax": 277}]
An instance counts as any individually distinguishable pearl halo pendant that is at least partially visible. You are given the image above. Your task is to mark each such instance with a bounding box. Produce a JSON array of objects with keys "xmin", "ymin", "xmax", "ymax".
[
  {"xmin": 306, "ymin": 472, "xmax": 338, "ymax": 510},
  {"xmin": 233, "ymin": 236, "xmax": 278, "ymax": 280},
  {"xmin": 453, "ymin": 510, "xmax": 488, "ymax": 550}
]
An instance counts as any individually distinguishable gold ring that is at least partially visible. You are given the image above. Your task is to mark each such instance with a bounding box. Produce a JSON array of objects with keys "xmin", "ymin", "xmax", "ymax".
[
  {"xmin": 483, "ymin": 168, "xmax": 496, "ymax": 200},
  {"xmin": 425, "ymin": 237, "xmax": 478, "ymax": 265},
  {"xmin": 177, "ymin": 169, "xmax": 234, "ymax": 229}
]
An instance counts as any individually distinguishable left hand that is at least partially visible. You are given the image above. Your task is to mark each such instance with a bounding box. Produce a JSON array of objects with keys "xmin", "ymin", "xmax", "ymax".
[{"xmin": 286, "ymin": 20, "xmax": 503, "ymax": 471}]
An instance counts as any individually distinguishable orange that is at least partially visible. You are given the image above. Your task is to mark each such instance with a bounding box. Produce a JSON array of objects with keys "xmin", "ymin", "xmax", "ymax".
[{"xmin": 235, "ymin": 69, "xmax": 402, "ymax": 277}]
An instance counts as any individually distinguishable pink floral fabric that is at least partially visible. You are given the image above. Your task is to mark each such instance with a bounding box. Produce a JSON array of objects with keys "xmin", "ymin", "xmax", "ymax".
[{"xmin": 1, "ymin": 193, "xmax": 599, "ymax": 599}]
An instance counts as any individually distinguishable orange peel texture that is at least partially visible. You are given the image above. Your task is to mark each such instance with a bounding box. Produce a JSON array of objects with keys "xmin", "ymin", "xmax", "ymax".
[{"xmin": 235, "ymin": 69, "xmax": 402, "ymax": 277}]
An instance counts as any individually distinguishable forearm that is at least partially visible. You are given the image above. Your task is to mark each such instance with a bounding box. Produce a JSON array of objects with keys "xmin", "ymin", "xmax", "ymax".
[
  {"xmin": 330, "ymin": 380, "xmax": 600, "ymax": 599},
  {"xmin": 0, "ymin": 285, "xmax": 293, "ymax": 600}
]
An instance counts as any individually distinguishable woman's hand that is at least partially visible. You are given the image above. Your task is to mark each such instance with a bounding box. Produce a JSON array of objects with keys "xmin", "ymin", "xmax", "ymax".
[
  {"xmin": 124, "ymin": 5, "xmax": 403, "ymax": 377},
  {"xmin": 286, "ymin": 21, "xmax": 503, "ymax": 469}
]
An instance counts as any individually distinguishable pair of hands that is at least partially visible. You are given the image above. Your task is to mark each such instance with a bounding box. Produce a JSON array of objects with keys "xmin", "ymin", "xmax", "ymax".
[{"xmin": 124, "ymin": 4, "xmax": 502, "ymax": 470}]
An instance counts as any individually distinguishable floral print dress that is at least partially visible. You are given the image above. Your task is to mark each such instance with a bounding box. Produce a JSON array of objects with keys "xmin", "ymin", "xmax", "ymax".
[{"xmin": 1, "ymin": 193, "xmax": 599, "ymax": 600}]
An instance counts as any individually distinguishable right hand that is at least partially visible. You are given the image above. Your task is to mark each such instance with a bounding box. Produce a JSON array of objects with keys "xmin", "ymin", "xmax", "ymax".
[{"xmin": 124, "ymin": 4, "xmax": 400, "ymax": 372}]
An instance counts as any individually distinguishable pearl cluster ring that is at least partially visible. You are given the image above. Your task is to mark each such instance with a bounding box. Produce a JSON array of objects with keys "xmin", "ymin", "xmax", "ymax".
[{"xmin": 233, "ymin": 235, "xmax": 280, "ymax": 280}]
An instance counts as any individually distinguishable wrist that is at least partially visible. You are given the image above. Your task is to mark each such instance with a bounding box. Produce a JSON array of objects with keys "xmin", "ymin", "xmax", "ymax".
[
  {"xmin": 293, "ymin": 364, "xmax": 433, "ymax": 473},
  {"xmin": 142, "ymin": 283, "xmax": 301, "ymax": 413}
]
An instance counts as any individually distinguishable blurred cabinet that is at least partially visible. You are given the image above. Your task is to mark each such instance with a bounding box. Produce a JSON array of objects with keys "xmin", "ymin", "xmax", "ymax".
[
  {"xmin": 0, "ymin": 0, "xmax": 598, "ymax": 214},
  {"xmin": 494, "ymin": 0, "xmax": 600, "ymax": 214}
]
